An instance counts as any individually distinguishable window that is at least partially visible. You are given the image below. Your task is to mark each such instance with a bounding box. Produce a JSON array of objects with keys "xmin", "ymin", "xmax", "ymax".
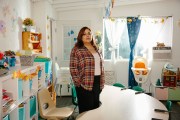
[{"xmin": 103, "ymin": 17, "xmax": 173, "ymax": 60}]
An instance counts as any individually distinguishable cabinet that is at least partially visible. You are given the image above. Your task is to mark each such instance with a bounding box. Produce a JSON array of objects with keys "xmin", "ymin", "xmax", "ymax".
[
  {"xmin": 154, "ymin": 86, "xmax": 180, "ymax": 101},
  {"xmin": 22, "ymin": 32, "xmax": 42, "ymax": 53},
  {"xmin": 0, "ymin": 62, "xmax": 45, "ymax": 120}
]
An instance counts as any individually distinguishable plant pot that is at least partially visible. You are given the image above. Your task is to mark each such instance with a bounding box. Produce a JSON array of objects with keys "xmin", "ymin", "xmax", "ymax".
[{"xmin": 25, "ymin": 26, "xmax": 36, "ymax": 32}]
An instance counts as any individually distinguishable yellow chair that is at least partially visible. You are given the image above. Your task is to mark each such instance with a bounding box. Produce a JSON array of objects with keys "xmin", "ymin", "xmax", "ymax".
[
  {"xmin": 38, "ymin": 88, "xmax": 73, "ymax": 120},
  {"xmin": 131, "ymin": 56, "xmax": 151, "ymax": 86}
]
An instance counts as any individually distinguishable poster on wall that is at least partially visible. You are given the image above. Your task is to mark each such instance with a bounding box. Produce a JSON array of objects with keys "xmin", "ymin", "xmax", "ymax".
[{"xmin": 63, "ymin": 25, "xmax": 82, "ymax": 60}]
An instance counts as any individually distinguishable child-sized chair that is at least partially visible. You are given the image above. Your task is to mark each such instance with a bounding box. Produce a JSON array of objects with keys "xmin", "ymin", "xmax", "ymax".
[
  {"xmin": 166, "ymin": 100, "xmax": 172, "ymax": 120},
  {"xmin": 113, "ymin": 83, "xmax": 125, "ymax": 88},
  {"xmin": 38, "ymin": 88, "xmax": 73, "ymax": 120}
]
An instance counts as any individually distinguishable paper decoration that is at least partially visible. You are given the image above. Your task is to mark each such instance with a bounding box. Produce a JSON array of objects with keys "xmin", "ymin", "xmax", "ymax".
[
  {"xmin": 11, "ymin": 8, "xmax": 18, "ymax": 31},
  {"xmin": 3, "ymin": 5, "xmax": 10, "ymax": 17},
  {"xmin": 0, "ymin": 20, "xmax": 6, "ymax": 37}
]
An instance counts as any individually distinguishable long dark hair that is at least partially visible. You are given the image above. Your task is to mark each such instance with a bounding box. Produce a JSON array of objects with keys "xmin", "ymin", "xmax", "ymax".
[{"xmin": 75, "ymin": 26, "xmax": 98, "ymax": 50}]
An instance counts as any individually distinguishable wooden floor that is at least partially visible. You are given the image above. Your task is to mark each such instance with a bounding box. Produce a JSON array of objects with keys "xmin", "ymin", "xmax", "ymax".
[{"xmin": 56, "ymin": 96, "xmax": 180, "ymax": 120}]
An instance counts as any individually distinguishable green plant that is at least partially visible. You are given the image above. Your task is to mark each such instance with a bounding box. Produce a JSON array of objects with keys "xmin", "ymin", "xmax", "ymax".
[
  {"xmin": 23, "ymin": 18, "xmax": 34, "ymax": 26},
  {"xmin": 95, "ymin": 31, "xmax": 102, "ymax": 47}
]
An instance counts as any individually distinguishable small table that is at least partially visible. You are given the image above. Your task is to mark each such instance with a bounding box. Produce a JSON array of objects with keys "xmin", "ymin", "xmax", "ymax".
[{"xmin": 76, "ymin": 85, "xmax": 169, "ymax": 120}]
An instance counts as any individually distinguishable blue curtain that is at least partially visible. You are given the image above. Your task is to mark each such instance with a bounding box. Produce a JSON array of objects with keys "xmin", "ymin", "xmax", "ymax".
[{"xmin": 127, "ymin": 17, "xmax": 141, "ymax": 88}]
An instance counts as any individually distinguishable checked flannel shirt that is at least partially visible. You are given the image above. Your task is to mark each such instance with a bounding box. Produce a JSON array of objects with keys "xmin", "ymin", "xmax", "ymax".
[{"xmin": 70, "ymin": 46, "xmax": 105, "ymax": 91}]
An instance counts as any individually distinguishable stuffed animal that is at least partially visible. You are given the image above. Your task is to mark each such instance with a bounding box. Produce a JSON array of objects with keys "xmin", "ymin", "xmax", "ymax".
[
  {"xmin": 157, "ymin": 42, "xmax": 165, "ymax": 47},
  {"xmin": 0, "ymin": 52, "xmax": 4, "ymax": 60}
]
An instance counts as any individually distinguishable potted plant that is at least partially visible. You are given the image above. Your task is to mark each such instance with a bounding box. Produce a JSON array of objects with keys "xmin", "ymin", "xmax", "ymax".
[
  {"xmin": 95, "ymin": 31, "xmax": 102, "ymax": 48},
  {"xmin": 23, "ymin": 18, "xmax": 35, "ymax": 32}
]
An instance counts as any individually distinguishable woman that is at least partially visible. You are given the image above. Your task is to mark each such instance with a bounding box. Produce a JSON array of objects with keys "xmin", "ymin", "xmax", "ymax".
[{"xmin": 70, "ymin": 26, "xmax": 105, "ymax": 113}]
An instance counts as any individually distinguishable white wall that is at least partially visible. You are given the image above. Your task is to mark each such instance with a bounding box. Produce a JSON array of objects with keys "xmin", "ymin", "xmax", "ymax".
[
  {"xmin": 0, "ymin": 0, "xmax": 32, "ymax": 51},
  {"xmin": 56, "ymin": 8, "xmax": 103, "ymax": 66},
  {"xmin": 56, "ymin": 0, "xmax": 180, "ymax": 92},
  {"xmin": 32, "ymin": 0, "xmax": 57, "ymax": 57}
]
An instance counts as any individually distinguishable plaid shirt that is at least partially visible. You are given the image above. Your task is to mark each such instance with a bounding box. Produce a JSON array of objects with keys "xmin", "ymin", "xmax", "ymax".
[{"xmin": 70, "ymin": 46, "xmax": 105, "ymax": 91}]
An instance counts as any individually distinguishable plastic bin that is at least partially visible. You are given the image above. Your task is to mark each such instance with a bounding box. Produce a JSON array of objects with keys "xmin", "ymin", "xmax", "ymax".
[
  {"xmin": 30, "ymin": 96, "xmax": 36, "ymax": 118},
  {"xmin": 19, "ymin": 106, "xmax": 25, "ymax": 120},
  {"xmin": 29, "ymin": 80, "xmax": 33, "ymax": 91},
  {"xmin": 18, "ymin": 79, "xmax": 23, "ymax": 99},
  {"xmin": 38, "ymin": 70, "xmax": 42, "ymax": 80},
  {"xmin": 20, "ymin": 55, "xmax": 35, "ymax": 66},
  {"xmin": 34, "ymin": 57, "xmax": 52, "ymax": 74},
  {"xmin": 3, "ymin": 114, "xmax": 9, "ymax": 120}
]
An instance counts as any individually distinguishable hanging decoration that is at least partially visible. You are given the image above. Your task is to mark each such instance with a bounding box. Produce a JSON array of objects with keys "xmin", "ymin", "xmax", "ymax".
[{"xmin": 105, "ymin": 0, "xmax": 115, "ymax": 18}]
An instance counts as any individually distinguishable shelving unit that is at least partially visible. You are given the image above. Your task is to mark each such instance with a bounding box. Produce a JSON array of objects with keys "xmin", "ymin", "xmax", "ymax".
[
  {"xmin": 22, "ymin": 32, "xmax": 42, "ymax": 53},
  {"xmin": 154, "ymin": 86, "xmax": 180, "ymax": 101},
  {"xmin": 0, "ymin": 62, "xmax": 45, "ymax": 120},
  {"xmin": 152, "ymin": 47, "xmax": 172, "ymax": 60}
]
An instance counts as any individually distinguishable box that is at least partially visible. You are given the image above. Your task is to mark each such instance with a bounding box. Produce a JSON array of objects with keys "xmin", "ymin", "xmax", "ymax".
[
  {"xmin": 18, "ymin": 79, "xmax": 23, "ymax": 100},
  {"xmin": 19, "ymin": 106, "xmax": 25, "ymax": 120},
  {"xmin": 29, "ymin": 80, "xmax": 33, "ymax": 91},
  {"xmin": 30, "ymin": 96, "xmax": 36, "ymax": 118},
  {"xmin": 20, "ymin": 55, "xmax": 35, "ymax": 66},
  {"xmin": 155, "ymin": 87, "xmax": 168, "ymax": 100}
]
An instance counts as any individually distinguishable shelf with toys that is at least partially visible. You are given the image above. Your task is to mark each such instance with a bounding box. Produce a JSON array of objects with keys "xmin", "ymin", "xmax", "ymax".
[
  {"xmin": 154, "ymin": 63, "xmax": 180, "ymax": 101},
  {"xmin": 22, "ymin": 32, "xmax": 42, "ymax": 54},
  {"xmin": 0, "ymin": 62, "xmax": 45, "ymax": 120}
]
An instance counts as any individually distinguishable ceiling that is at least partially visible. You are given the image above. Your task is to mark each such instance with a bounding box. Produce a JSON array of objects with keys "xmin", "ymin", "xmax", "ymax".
[{"xmin": 35, "ymin": 0, "xmax": 165, "ymax": 12}]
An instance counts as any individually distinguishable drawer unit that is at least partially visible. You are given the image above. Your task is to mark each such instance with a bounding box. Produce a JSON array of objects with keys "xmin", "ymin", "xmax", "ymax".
[{"xmin": 155, "ymin": 87, "xmax": 168, "ymax": 100}]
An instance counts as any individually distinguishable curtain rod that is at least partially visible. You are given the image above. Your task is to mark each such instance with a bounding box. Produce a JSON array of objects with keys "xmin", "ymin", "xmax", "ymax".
[{"xmin": 103, "ymin": 16, "xmax": 172, "ymax": 19}]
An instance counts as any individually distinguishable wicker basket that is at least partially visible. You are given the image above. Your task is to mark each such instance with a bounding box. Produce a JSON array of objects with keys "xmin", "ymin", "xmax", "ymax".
[{"xmin": 20, "ymin": 55, "xmax": 35, "ymax": 66}]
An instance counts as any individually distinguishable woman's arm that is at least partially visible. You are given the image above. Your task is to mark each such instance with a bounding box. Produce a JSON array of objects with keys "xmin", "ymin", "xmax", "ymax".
[{"xmin": 70, "ymin": 48, "xmax": 81, "ymax": 86}]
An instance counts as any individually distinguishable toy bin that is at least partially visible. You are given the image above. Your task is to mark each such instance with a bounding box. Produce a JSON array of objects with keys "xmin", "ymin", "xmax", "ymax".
[
  {"xmin": 38, "ymin": 69, "xmax": 42, "ymax": 80},
  {"xmin": 30, "ymin": 96, "xmax": 37, "ymax": 118},
  {"xmin": 19, "ymin": 106, "xmax": 25, "ymax": 120},
  {"xmin": 45, "ymin": 61, "xmax": 52, "ymax": 74},
  {"xmin": 20, "ymin": 55, "xmax": 35, "ymax": 66},
  {"xmin": 9, "ymin": 57, "xmax": 16, "ymax": 67},
  {"xmin": 29, "ymin": 80, "xmax": 33, "ymax": 91},
  {"xmin": 18, "ymin": 79, "xmax": 23, "ymax": 100},
  {"xmin": 3, "ymin": 114, "xmax": 10, "ymax": 120}
]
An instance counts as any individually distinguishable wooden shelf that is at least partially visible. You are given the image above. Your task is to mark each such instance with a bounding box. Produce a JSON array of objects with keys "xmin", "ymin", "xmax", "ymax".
[
  {"xmin": 29, "ymin": 40, "xmax": 40, "ymax": 43},
  {"xmin": 22, "ymin": 32, "xmax": 42, "ymax": 53},
  {"xmin": 0, "ymin": 63, "xmax": 45, "ymax": 119}
]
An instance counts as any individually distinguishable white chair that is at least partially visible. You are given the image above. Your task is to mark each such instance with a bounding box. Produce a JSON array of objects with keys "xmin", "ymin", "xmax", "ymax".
[
  {"xmin": 54, "ymin": 62, "xmax": 71, "ymax": 96},
  {"xmin": 131, "ymin": 56, "xmax": 151, "ymax": 86},
  {"xmin": 38, "ymin": 88, "xmax": 73, "ymax": 120}
]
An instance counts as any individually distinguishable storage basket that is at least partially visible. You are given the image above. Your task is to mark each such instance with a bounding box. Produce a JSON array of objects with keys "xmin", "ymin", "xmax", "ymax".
[{"xmin": 20, "ymin": 55, "xmax": 35, "ymax": 66}]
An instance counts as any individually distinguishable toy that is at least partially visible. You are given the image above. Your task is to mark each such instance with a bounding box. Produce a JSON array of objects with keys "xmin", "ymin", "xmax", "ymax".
[{"xmin": 156, "ymin": 42, "xmax": 165, "ymax": 47}]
